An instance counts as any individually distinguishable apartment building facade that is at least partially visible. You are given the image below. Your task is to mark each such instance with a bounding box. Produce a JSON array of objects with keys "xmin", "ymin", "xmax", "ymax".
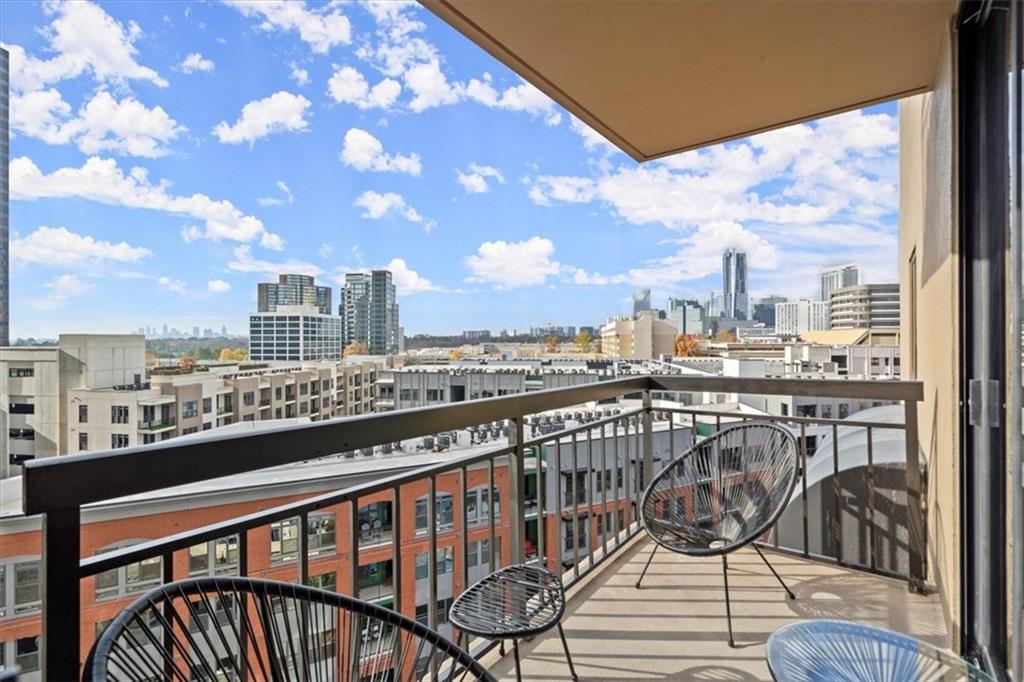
[
  {"xmin": 257, "ymin": 273, "xmax": 332, "ymax": 315},
  {"xmin": 0, "ymin": 335, "xmax": 145, "ymax": 478},
  {"xmin": 248, "ymin": 305, "xmax": 344, "ymax": 362},
  {"xmin": 829, "ymin": 283, "xmax": 901, "ymax": 329},
  {"xmin": 340, "ymin": 270, "xmax": 399, "ymax": 355},
  {"xmin": 820, "ymin": 264, "xmax": 862, "ymax": 303},
  {"xmin": 65, "ymin": 360, "xmax": 378, "ymax": 456},
  {"xmin": 775, "ymin": 299, "xmax": 831, "ymax": 336}
]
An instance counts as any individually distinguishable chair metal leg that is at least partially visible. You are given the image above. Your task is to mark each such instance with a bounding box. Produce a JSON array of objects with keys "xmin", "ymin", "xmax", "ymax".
[
  {"xmin": 513, "ymin": 639, "xmax": 522, "ymax": 682},
  {"xmin": 635, "ymin": 543, "xmax": 658, "ymax": 589},
  {"xmin": 752, "ymin": 544, "xmax": 796, "ymax": 599},
  {"xmin": 557, "ymin": 622, "xmax": 579, "ymax": 681},
  {"xmin": 722, "ymin": 554, "xmax": 735, "ymax": 648}
]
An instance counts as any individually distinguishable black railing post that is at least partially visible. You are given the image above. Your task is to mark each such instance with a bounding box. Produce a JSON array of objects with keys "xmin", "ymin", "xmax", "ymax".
[
  {"xmin": 509, "ymin": 414, "xmax": 526, "ymax": 565},
  {"xmin": 903, "ymin": 398, "xmax": 927, "ymax": 593},
  {"xmin": 42, "ymin": 506, "xmax": 81, "ymax": 681},
  {"xmin": 641, "ymin": 390, "xmax": 654, "ymax": 491}
]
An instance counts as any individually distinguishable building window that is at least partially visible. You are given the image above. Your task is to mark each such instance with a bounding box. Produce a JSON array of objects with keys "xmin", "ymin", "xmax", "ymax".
[
  {"xmin": 110, "ymin": 405, "xmax": 129, "ymax": 424},
  {"xmin": 838, "ymin": 403, "xmax": 850, "ymax": 419},
  {"xmin": 275, "ymin": 387, "xmax": 283, "ymax": 400},
  {"xmin": 182, "ymin": 426, "xmax": 198, "ymax": 435},
  {"xmin": 111, "ymin": 433, "xmax": 130, "ymax": 449},
  {"xmin": 414, "ymin": 547, "xmax": 454, "ymax": 580},
  {"xmin": 182, "ymin": 401, "xmax": 198, "ymax": 419},
  {"xmin": 243, "ymin": 391, "xmax": 255, "ymax": 407},
  {"xmin": 416, "ymin": 598, "xmax": 454, "ymax": 627},
  {"xmin": 7, "ymin": 368, "xmax": 33, "ymax": 378},
  {"xmin": 94, "ymin": 542, "xmax": 161, "ymax": 601},
  {"xmin": 465, "ymin": 486, "xmax": 501, "ymax": 526},
  {"xmin": 300, "ymin": 383, "xmax": 309, "ymax": 395},
  {"xmin": 188, "ymin": 536, "xmax": 239, "ymax": 577},
  {"xmin": 78, "ymin": 404, "xmax": 88, "ymax": 423},
  {"xmin": 308, "ymin": 513, "xmax": 336, "ymax": 557},
  {"xmin": 269, "ymin": 512, "xmax": 335, "ymax": 564},
  {"xmin": 202, "ymin": 397, "xmax": 212, "ymax": 414},
  {"xmin": 0, "ymin": 558, "xmax": 41, "ymax": 619},
  {"xmin": 9, "ymin": 403, "xmax": 34, "ymax": 415},
  {"xmin": 414, "ymin": 493, "xmax": 454, "ymax": 534},
  {"xmin": 821, "ymin": 404, "xmax": 832, "ymax": 419},
  {"xmin": 79, "ymin": 433, "xmax": 88, "ymax": 451},
  {"xmin": 466, "ymin": 538, "xmax": 501, "ymax": 569},
  {"xmin": 16, "ymin": 636, "xmax": 39, "ymax": 673},
  {"xmin": 307, "ymin": 572, "xmax": 336, "ymax": 591}
]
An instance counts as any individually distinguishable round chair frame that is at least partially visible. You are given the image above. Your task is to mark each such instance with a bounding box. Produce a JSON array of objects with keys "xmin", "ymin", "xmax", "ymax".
[
  {"xmin": 636, "ymin": 421, "xmax": 801, "ymax": 647},
  {"xmin": 84, "ymin": 576, "xmax": 495, "ymax": 682}
]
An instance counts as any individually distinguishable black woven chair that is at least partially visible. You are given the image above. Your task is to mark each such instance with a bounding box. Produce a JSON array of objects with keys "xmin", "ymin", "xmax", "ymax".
[
  {"xmin": 84, "ymin": 576, "xmax": 495, "ymax": 682},
  {"xmin": 636, "ymin": 421, "xmax": 800, "ymax": 647}
]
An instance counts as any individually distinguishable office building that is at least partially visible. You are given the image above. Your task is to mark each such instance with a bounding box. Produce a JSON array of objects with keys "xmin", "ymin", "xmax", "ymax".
[
  {"xmin": 752, "ymin": 295, "xmax": 787, "ymax": 327},
  {"xmin": 340, "ymin": 270, "xmax": 399, "ymax": 355},
  {"xmin": 0, "ymin": 335, "xmax": 146, "ymax": 478},
  {"xmin": 820, "ymin": 264, "xmax": 862, "ymax": 303},
  {"xmin": 599, "ymin": 311, "xmax": 676, "ymax": 359},
  {"xmin": 666, "ymin": 297, "xmax": 704, "ymax": 335},
  {"xmin": 722, "ymin": 248, "xmax": 748, "ymax": 319},
  {"xmin": 632, "ymin": 288, "xmax": 651, "ymax": 314},
  {"xmin": 0, "ymin": 46, "xmax": 9, "ymax": 347},
  {"xmin": 774, "ymin": 300, "xmax": 830, "ymax": 336},
  {"xmin": 705, "ymin": 290, "xmax": 726, "ymax": 318},
  {"xmin": 829, "ymin": 283, "xmax": 900, "ymax": 329},
  {"xmin": 258, "ymin": 274, "xmax": 332, "ymax": 315},
  {"xmin": 249, "ymin": 305, "xmax": 343, "ymax": 362}
]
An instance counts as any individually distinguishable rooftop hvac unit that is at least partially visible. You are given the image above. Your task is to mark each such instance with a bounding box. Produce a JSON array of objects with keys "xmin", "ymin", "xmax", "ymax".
[
  {"xmin": 382, "ymin": 443, "xmax": 393, "ymax": 454},
  {"xmin": 342, "ymin": 451, "xmax": 355, "ymax": 458},
  {"xmin": 422, "ymin": 436, "xmax": 435, "ymax": 450},
  {"xmin": 491, "ymin": 428, "xmax": 501, "ymax": 439},
  {"xmin": 437, "ymin": 435, "xmax": 451, "ymax": 449}
]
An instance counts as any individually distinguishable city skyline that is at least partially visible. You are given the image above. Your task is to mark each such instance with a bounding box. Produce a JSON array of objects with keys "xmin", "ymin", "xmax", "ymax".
[{"xmin": 2, "ymin": 1, "xmax": 898, "ymax": 338}]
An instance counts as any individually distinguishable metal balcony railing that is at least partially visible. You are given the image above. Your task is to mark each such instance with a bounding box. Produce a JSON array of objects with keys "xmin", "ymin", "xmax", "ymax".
[
  {"xmin": 136, "ymin": 416, "xmax": 176, "ymax": 431},
  {"xmin": 21, "ymin": 375, "xmax": 924, "ymax": 679}
]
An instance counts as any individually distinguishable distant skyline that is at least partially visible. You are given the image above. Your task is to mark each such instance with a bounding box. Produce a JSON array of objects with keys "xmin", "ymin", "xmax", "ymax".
[{"xmin": 2, "ymin": 1, "xmax": 898, "ymax": 338}]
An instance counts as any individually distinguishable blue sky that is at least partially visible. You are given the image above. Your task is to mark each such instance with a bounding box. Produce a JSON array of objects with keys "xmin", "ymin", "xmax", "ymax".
[{"xmin": 2, "ymin": 1, "xmax": 900, "ymax": 338}]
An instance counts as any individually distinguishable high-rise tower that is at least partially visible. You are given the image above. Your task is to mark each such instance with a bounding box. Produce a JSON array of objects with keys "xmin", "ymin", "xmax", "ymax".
[{"xmin": 722, "ymin": 248, "xmax": 748, "ymax": 320}]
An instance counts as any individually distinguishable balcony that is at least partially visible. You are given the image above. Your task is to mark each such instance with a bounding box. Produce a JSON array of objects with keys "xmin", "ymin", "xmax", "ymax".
[
  {"xmin": 17, "ymin": 375, "xmax": 930, "ymax": 679},
  {"xmin": 136, "ymin": 416, "xmax": 176, "ymax": 432}
]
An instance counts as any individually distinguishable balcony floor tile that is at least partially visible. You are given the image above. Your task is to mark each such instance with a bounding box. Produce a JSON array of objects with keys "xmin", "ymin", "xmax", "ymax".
[{"xmin": 483, "ymin": 539, "xmax": 947, "ymax": 681}]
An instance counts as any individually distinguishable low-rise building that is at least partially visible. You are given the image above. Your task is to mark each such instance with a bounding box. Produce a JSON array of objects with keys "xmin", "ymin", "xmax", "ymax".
[
  {"xmin": 775, "ymin": 299, "xmax": 830, "ymax": 336},
  {"xmin": 600, "ymin": 311, "xmax": 676, "ymax": 359},
  {"xmin": 829, "ymin": 283, "xmax": 900, "ymax": 329},
  {"xmin": 249, "ymin": 305, "xmax": 344, "ymax": 362}
]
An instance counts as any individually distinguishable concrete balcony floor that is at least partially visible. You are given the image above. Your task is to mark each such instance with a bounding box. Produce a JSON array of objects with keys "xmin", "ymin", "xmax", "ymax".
[{"xmin": 481, "ymin": 538, "xmax": 948, "ymax": 681}]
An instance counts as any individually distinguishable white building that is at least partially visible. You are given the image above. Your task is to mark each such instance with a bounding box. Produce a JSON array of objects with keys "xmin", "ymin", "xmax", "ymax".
[
  {"xmin": 775, "ymin": 300, "xmax": 831, "ymax": 336},
  {"xmin": 249, "ymin": 305, "xmax": 343, "ymax": 362},
  {"xmin": 830, "ymin": 283, "xmax": 900, "ymax": 329},
  {"xmin": 820, "ymin": 264, "xmax": 862, "ymax": 302},
  {"xmin": 600, "ymin": 311, "xmax": 676, "ymax": 359},
  {"xmin": 1, "ymin": 335, "xmax": 145, "ymax": 478}
]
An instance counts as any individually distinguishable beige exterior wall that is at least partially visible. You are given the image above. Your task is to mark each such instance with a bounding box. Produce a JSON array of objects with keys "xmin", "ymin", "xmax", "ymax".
[
  {"xmin": 898, "ymin": 20, "xmax": 960, "ymax": 650},
  {"xmin": 600, "ymin": 315, "xmax": 674, "ymax": 359}
]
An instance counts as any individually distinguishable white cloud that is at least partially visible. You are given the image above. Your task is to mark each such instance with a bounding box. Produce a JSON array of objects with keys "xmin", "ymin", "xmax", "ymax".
[
  {"xmin": 259, "ymin": 232, "xmax": 285, "ymax": 251},
  {"xmin": 12, "ymin": 226, "xmax": 151, "ymax": 267},
  {"xmin": 569, "ymin": 115, "xmax": 617, "ymax": 153},
  {"xmin": 35, "ymin": 274, "xmax": 94, "ymax": 310},
  {"xmin": 340, "ymin": 128, "xmax": 421, "ymax": 175},
  {"xmin": 462, "ymin": 75, "xmax": 562, "ymax": 125},
  {"xmin": 257, "ymin": 180, "xmax": 294, "ymax": 207},
  {"xmin": 318, "ymin": 243, "xmax": 334, "ymax": 259},
  {"xmin": 11, "ymin": 90, "xmax": 186, "ymax": 158},
  {"xmin": 288, "ymin": 61, "xmax": 310, "ymax": 86},
  {"xmin": 208, "ymin": 279, "xmax": 231, "ymax": 292},
  {"xmin": 530, "ymin": 110, "xmax": 898, "ymax": 230},
  {"xmin": 327, "ymin": 66, "xmax": 401, "ymax": 110},
  {"xmin": 2, "ymin": 1, "xmax": 167, "ymax": 94},
  {"xmin": 386, "ymin": 257, "xmax": 441, "ymax": 294},
  {"xmin": 455, "ymin": 164, "xmax": 505, "ymax": 194},
  {"xmin": 157, "ymin": 276, "xmax": 187, "ymax": 293},
  {"xmin": 179, "ymin": 52, "xmax": 214, "ymax": 73},
  {"xmin": 12, "ymin": 156, "xmax": 274, "ymax": 247},
  {"xmin": 213, "ymin": 91, "xmax": 311, "ymax": 144},
  {"xmin": 180, "ymin": 225, "xmax": 202, "ymax": 243},
  {"xmin": 224, "ymin": 1, "xmax": 351, "ymax": 53},
  {"xmin": 228, "ymin": 244, "xmax": 321, "ymax": 277},
  {"xmin": 466, "ymin": 237, "xmax": 561, "ymax": 288},
  {"xmin": 358, "ymin": 2, "xmax": 436, "ymax": 78},
  {"xmin": 354, "ymin": 190, "xmax": 424, "ymax": 225}
]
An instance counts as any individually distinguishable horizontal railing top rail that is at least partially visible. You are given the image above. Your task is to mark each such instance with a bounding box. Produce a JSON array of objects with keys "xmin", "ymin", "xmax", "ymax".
[{"xmin": 21, "ymin": 375, "xmax": 923, "ymax": 514}]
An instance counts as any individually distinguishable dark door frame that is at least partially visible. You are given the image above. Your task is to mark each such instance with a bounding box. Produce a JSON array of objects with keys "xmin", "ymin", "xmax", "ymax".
[{"xmin": 957, "ymin": 1, "xmax": 1011, "ymax": 676}]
